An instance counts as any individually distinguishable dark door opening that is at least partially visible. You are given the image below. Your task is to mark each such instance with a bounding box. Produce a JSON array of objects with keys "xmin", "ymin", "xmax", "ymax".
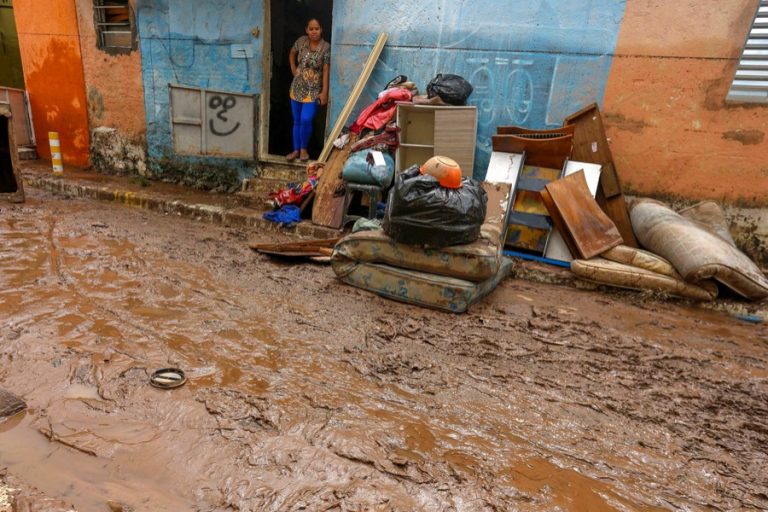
[
  {"xmin": 0, "ymin": 115, "xmax": 19, "ymax": 193},
  {"xmin": 267, "ymin": 0, "xmax": 333, "ymax": 160}
]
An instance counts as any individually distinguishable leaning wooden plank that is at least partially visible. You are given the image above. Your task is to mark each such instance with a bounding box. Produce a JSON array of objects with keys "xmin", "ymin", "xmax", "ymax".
[
  {"xmin": 543, "ymin": 170, "xmax": 623, "ymax": 259},
  {"xmin": 317, "ymin": 32, "xmax": 388, "ymax": 164},
  {"xmin": 312, "ymin": 33, "xmax": 387, "ymax": 228},
  {"xmin": 563, "ymin": 103, "xmax": 637, "ymax": 247}
]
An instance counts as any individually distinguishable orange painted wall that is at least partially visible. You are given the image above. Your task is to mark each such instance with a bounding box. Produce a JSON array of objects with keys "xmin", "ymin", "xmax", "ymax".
[
  {"xmin": 74, "ymin": 0, "xmax": 146, "ymax": 140},
  {"xmin": 603, "ymin": 0, "xmax": 767, "ymax": 205},
  {"xmin": 14, "ymin": 1, "xmax": 90, "ymax": 167}
]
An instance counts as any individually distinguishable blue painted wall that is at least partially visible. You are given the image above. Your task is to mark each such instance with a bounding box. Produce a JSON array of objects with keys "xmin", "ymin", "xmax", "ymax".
[
  {"xmin": 329, "ymin": 0, "xmax": 627, "ymax": 178},
  {"xmin": 137, "ymin": 0, "xmax": 263, "ymax": 180}
]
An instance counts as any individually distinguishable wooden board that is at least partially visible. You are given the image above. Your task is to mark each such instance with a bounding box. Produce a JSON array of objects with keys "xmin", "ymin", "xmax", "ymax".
[
  {"xmin": 312, "ymin": 32, "xmax": 387, "ymax": 227},
  {"xmin": 544, "ymin": 161, "xmax": 602, "ymax": 262},
  {"xmin": 311, "ymin": 133, "xmax": 358, "ymax": 228},
  {"xmin": 497, "ymin": 125, "xmax": 575, "ymax": 137},
  {"xmin": 564, "ymin": 103, "xmax": 637, "ymax": 247},
  {"xmin": 542, "ymin": 171, "xmax": 623, "ymax": 259},
  {"xmin": 250, "ymin": 237, "xmax": 340, "ymax": 258},
  {"xmin": 317, "ymin": 33, "xmax": 388, "ymax": 163}
]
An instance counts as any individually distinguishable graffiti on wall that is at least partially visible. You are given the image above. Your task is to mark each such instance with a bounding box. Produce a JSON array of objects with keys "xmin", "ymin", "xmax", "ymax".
[
  {"xmin": 138, "ymin": 0, "xmax": 262, "ymax": 165},
  {"xmin": 170, "ymin": 85, "xmax": 255, "ymax": 158},
  {"xmin": 330, "ymin": 0, "xmax": 626, "ymax": 177}
]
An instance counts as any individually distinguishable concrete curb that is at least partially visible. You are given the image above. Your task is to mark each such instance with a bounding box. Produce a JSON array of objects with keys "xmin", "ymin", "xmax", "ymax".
[{"xmin": 23, "ymin": 175, "xmax": 341, "ymax": 239}]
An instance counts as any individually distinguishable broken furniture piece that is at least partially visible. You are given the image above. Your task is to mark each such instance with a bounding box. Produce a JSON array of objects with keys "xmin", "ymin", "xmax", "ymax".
[
  {"xmin": 0, "ymin": 104, "xmax": 25, "ymax": 203},
  {"xmin": 540, "ymin": 170, "xmax": 623, "ymax": 260},
  {"xmin": 491, "ymin": 127, "xmax": 574, "ymax": 255},
  {"xmin": 564, "ymin": 103, "xmax": 637, "ymax": 247},
  {"xmin": 395, "ymin": 103, "xmax": 477, "ymax": 176}
]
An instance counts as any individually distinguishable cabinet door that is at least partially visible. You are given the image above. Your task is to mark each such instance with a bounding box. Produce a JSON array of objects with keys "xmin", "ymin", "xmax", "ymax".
[{"xmin": 434, "ymin": 109, "xmax": 477, "ymax": 177}]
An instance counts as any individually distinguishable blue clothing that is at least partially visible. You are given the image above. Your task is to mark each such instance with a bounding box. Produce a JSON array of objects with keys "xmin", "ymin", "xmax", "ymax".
[
  {"xmin": 262, "ymin": 205, "xmax": 301, "ymax": 227},
  {"xmin": 291, "ymin": 99, "xmax": 318, "ymax": 151}
]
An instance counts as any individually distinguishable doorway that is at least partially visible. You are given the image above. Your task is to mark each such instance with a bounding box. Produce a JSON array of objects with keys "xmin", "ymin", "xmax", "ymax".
[{"xmin": 266, "ymin": 0, "xmax": 333, "ymax": 160}]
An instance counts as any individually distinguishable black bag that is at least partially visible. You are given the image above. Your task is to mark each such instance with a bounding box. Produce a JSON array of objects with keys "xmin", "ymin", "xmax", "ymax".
[
  {"xmin": 426, "ymin": 74, "xmax": 474, "ymax": 105},
  {"xmin": 383, "ymin": 166, "xmax": 487, "ymax": 247}
]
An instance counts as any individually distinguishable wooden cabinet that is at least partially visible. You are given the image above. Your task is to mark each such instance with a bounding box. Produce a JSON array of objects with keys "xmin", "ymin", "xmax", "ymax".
[{"xmin": 395, "ymin": 104, "xmax": 477, "ymax": 176}]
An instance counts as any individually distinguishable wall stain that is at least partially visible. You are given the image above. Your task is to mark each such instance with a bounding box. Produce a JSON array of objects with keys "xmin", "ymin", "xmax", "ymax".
[
  {"xmin": 722, "ymin": 129, "xmax": 765, "ymax": 146},
  {"xmin": 87, "ymin": 87, "xmax": 105, "ymax": 123},
  {"xmin": 603, "ymin": 113, "xmax": 650, "ymax": 134}
]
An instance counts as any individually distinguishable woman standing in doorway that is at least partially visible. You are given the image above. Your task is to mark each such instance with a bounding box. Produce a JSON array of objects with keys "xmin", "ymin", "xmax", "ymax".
[{"xmin": 286, "ymin": 18, "xmax": 330, "ymax": 162}]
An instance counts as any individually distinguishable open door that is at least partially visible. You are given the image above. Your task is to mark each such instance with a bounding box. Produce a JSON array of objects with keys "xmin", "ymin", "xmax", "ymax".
[{"xmin": 263, "ymin": 0, "xmax": 332, "ymax": 162}]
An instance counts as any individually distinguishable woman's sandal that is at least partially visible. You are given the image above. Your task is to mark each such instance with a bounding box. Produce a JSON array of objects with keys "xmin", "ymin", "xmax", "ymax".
[
  {"xmin": 286, "ymin": 151, "xmax": 300, "ymax": 162},
  {"xmin": 299, "ymin": 150, "xmax": 310, "ymax": 162}
]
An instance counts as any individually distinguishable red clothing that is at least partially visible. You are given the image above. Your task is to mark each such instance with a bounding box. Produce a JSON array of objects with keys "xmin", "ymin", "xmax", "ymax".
[{"xmin": 350, "ymin": 88, "xmax": 413, "ymax": 134}]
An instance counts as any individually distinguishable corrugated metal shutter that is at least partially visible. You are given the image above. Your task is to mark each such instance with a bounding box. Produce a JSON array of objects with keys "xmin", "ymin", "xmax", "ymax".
[{"xmin": 727, "ymin": 0, "xmax": 768, "ymax": 103}]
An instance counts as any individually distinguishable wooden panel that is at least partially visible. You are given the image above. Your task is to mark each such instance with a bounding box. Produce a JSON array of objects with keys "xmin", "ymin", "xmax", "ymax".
[
  {"xmin": 564, "ymin": 102, "xmax": 638, "ymax": 247},
  {"xmin": 434, "ymin": 108, "xmax": 477, "ymax": 176},
  {"xmin": 503, "ymin": 164, "xmax": 563, "ymax": 254},
  {"xmin": 542, "ymin": 171, "xmax": 623, "ymax": 259},
  {"xmin": 492, "ymin": 134, "xmax": 572, "ymax": 170},
  {"xmin": 497, "ymin": 125, "xmax": 575, "ymax": 137}
]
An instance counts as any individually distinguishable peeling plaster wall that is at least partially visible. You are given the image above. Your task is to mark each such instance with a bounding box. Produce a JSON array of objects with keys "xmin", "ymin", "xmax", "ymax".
[
  {"xmin": 329, "ymin": 0, "xmax": 627, "ymax": 178},
  {"xmin": 137, "ymin": 0, "xmax": 263, "ymax": 184},
  {"xmin": 75, "ymin": 0, "xmax": 146, "ymax": 138},
  {"xmin": 603, "ymin": 0, "xmax": 767, "ymax": 205},
  {"xmin": 13, "ymin": 1, "xmax": 90, "ymax": 167}
]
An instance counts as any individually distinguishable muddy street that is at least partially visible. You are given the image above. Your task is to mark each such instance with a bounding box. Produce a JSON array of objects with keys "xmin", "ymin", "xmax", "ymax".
[{"xmin": 0, "ymin": 190, "xmax": 766, "ymax": 511}]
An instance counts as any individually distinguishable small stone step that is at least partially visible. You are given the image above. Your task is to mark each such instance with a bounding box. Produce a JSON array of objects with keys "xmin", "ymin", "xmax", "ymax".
[
  {"xmin": 18, "ymin": 146, "xmax": 38, "ymax": 160},
  {"xmin": 258, "ymin": 163, "xmax": 307, "ymax": 184}
]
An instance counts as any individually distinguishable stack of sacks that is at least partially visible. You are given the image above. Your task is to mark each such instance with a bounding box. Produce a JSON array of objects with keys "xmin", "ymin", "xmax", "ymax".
[
  {"xmin": 570, "ymin": 200, "xmax": 768, "ymax": 301},
  {"xmin": 630, "ymin": 200, "xmax": 768, "ymax": 301},
  {"xmin": 331, "ymin": 181, "xmax": 514, "ymax": 313}
]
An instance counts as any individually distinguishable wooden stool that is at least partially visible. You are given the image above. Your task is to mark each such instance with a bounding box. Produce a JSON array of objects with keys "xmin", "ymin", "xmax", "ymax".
[{"xmin": 341, "ymin": 182, "xmax": 383, "ymax": 227}]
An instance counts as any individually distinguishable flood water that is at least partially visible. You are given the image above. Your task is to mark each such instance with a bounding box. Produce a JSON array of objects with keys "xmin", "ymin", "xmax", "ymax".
[{"xmin": 1, "ymin": 195, "xmax": 766, "ymax": 511}]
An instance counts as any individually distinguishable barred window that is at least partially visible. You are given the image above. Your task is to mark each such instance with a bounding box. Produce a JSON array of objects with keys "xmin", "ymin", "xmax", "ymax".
[
  {"xmin": 727, "ymin": 0, "xmax": 768, "ymax": 104},
  {"xmin": 93, "ymin": 0, "xmax": 135, "ymax": 54}
]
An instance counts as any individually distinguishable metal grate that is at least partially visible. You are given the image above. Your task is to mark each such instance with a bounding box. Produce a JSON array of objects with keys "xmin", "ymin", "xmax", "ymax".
[
  {"xmin": 93, "ymin": 0, "xmax": 133, "ymax": 53},
  {"xmin": 727, "ymin": 0, "xmax": 768, "ymax": 103}
]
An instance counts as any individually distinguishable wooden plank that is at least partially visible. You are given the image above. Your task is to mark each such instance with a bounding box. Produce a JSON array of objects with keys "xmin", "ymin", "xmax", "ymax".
[
  {"xmin": 497, "ymin": 125, "xmax": 575, "ymax": 137},
  {"xmin": 317, "ymin": 32, "xmax": 388, "ymax": 163},
  {"xmin": 542, "ymin": 171, "xmax": 623, "ymax": 259},
  {"xmin": 249, "ymin": 237, "xmax": 340, "ymax": 258},
  {"xmin": 563, "ymin": 103, "xmax": 638, "ymax": 247}
]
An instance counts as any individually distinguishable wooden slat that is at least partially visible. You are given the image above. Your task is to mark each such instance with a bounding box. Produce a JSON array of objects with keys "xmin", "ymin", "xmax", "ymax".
[
  {"xmin": 563, "ymin": 102, "xmax": 638, "ymax": 247},
  {"xmin": 542, "ymin": 171, "xmax": 623, "ymax": 259},
  {"xmin": 491, "ymin": 134, "xmax": 572, "ymax": 170}
]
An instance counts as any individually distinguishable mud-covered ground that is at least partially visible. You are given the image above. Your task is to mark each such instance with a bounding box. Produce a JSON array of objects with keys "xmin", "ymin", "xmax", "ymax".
[{"xmin": 1, "ymin": 190, "xmax": 766, "ymax": 512}]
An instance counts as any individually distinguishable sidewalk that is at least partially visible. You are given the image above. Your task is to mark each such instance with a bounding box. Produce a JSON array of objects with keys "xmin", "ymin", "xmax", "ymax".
[{"xmin": 19, "ymin": 160, "xmax": 339, "ymax": 239}]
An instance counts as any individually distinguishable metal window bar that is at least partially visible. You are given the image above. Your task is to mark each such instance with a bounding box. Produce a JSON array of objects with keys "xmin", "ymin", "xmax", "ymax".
[
  {"xmin": 727, "ymin": 0, "xmax": 768, "ymax": 103},
  {"xmin": 93, "ymin": 1, "xmax": 132, "ymax": 50}
]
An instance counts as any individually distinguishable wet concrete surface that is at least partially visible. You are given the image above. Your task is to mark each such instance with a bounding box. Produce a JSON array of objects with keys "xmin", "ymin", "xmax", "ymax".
[{"xmin": 1, "ymin": 189, "xmax": 767, "ymax": 511}]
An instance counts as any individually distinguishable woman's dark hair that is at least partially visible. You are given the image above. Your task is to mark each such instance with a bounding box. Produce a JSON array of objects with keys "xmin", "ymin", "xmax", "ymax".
[{"xmin": 305, "ymin": 18, "xmax": 321, "ymax": 29}]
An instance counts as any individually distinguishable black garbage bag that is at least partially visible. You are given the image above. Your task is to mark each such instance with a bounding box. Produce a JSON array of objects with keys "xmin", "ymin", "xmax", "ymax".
[
  {"xmin": 426, "ymin": 74, "xmax": 474, "ymax": 105},
  {"xmin": 383, "ymin": 166, "xmax": 487, "ymax": 247}
]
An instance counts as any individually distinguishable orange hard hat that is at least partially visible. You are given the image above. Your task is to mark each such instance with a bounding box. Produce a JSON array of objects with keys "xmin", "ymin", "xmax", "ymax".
[{"xmin": 420, "ymin": 156, "xmax": 462, "ymax": 189}]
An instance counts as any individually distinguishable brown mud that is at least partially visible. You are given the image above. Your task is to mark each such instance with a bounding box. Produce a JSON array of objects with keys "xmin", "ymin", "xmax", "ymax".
[{"xmin": 1, "ymin": 190, "xmax": 767, "ymax": 511}]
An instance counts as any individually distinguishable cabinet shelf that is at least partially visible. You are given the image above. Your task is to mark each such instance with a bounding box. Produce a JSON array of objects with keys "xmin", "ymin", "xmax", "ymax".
[{"xmin": 395, "ymin": 104, "xmax": 477, "ymax": 176}]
